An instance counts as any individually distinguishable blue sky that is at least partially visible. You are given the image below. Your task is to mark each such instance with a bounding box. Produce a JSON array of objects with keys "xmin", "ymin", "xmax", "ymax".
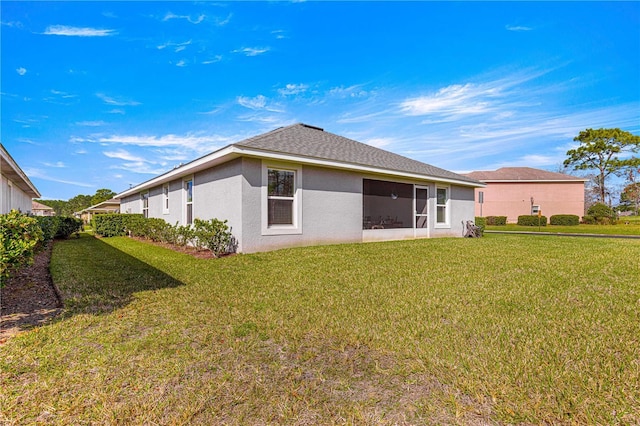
[{"xmin": 2, "ymin": 1, "xmax": 639, "ymax": 200}]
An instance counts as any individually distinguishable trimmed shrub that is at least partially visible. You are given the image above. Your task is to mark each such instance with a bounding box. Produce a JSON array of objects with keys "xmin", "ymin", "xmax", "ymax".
[
  {"xmin": 582, "ymin": 215, "xmax": 596, "ymax": 224},
  {"xmin": 35, "ymin": 216, "xmax": 59, "ymax": 242},
  {"xmin": 586, "ymin": 203, "xmax": 616, "ymax": 224},
  {"xmin": 55, "ymin": 217, "xmax": 83, "ymax": 239},
  {"xmin": 192, "ymin": 218, "xmax": 236, "ymax": 257},
  {"xmin": 486, "ymin": 216, "xmax": 507, "ymax": 226},
  {"xmin": 517, "ymin": 215, "xmax": 548, "ymax": 226},
  {"xmin": 1, "ymin": 210, "xmax": 44, "ymax": 283},
  {"xmin": 94, "ymin": 214, "xmax": 143, "ymax": 237},
  {"xmin": 474, "ymin": 217, "xmax": 486, "ymax": 228},
  {"xmin": 550, "ymin": 215, "xmax": 580, "ymax": 226}
]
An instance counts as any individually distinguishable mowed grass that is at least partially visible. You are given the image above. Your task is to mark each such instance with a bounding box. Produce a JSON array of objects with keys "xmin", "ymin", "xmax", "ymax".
[
  {"xmin": 486, "ymin": 216, "xmax": 640, "ymax": 235},
  {"xmin": 1, "ymin": 234, "xmax": 639, "ymax": 424}
]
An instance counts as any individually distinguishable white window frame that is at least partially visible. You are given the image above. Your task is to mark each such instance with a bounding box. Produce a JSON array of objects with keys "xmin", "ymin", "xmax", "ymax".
[
  {"xmin": 435, "ymin": 185, "xmax": 450, "ymax": 228},
  {"xmin": 162, "ymin": 183, "xmax": 170, "ymax": 215},
  {"xmin": 531, "ymin": 205, "xmax": 540, "ymax": 215},
  {"xmin": 261, "ymin": 161, "xmax": 302, "ymax": 235},
  {"xmin": 141, "ymin": 191, "xmax": 149, "ymax": 218},
  {"xmin": 184, "ymin": 176, "xmax": 194, "ymax": 225}
]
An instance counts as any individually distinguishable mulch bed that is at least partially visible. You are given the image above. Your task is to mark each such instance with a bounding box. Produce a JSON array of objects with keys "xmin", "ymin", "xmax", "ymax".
[{"xmin": 0, "ymin": 243, "xmax": 62, "ymax": 343}]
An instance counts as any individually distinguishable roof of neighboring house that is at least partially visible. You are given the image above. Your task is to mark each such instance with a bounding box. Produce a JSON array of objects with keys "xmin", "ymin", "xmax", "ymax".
[
  {"xmin": 75, "ymin": 198, "xmax": 120, "ymax": 215},
  {"xmin": 463, "ymin": 167, "xmax": 588, "ymax": 183},
  {"xmin": 116, "ymin": 123, "xmax": 483, "ymax": 198},
  {"xmin": 0, "ymin": 143, "xmax": 41, "ymax": 198},
  {"xmin": 32, "ymin": 200, "xmax": 54, "ymax": 211}
]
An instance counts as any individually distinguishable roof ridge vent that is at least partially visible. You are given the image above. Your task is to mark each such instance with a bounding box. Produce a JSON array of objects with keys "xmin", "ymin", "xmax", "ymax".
[{"xmin": 300, "ymin": 123, "xmax": 324, "ymax": 131}]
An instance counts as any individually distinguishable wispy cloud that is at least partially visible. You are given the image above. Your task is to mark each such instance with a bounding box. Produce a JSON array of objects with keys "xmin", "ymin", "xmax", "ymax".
[
  {"xmin": 157, "ymin": 40, "xmax": 192, "ymax": 52},
  {"xmin": 74, "ymin": 133, "xmax": 235, "ymax": 154},
  {"xmin": 23, "ymin": 167, "xmax": 94, "ymax": 188},
  {"xmin": 76, "ymin": 120, "xmax": 106, "ymax": 127},
  {"xmin": 506, "ymin": 25, "xmax": 533, "ymax": 32},
  {"xmin": 176, "ymin": 59, "xmax": 187, "ymax": 67},
  {"xmin": 16, "ymin": 67, "xmax": 27, "ymax": 76},
  {"xmin": 97, "ymin": 93, "xmax": 141, "ymax": 106},
  {"xmin": 328, "ymin": 84, "xmax": 370, "ymax": 99},
  {"xmin": 103, "ymin": 149, "xmax": 146, "ymax": 162},
  {"xmin": 202, "ymin": 55, "xmax": 223, "ymax": 64},
  {"xmin": 237, "ymin": 95, "xmax": 284, "ymax": 112},
  {"xmin": 43, "ymin": 25, "xmax": 116, "ymax": 37},
  {"xmin": 43, "ymin": 161, "xmax": 66, "ymax": 168},
  {"xmin": 163, "ymin": 12, "xmax": 205, "ymax": 24},
  {"xmin": 233, "ymin": 47, "xmax": 269, "ymax": 57},
  {"xmin": 278, "ymin": 83, "xmax": 308, "ymax": 96}
]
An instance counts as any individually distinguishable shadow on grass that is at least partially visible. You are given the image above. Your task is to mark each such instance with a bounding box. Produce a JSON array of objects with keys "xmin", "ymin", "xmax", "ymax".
[{"xmin": 50, "ymin": 233, "xmax": 184, "ymax": 316}]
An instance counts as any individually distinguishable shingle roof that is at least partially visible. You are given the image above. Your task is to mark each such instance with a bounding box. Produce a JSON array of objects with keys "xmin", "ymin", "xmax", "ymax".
[
  {"xmin": 234, "ymin": 123, "xmax": 480, "ymax": 185},
  {"xmin": 463, "ymin": 167, "xmax": 587, "ymax": 182}
]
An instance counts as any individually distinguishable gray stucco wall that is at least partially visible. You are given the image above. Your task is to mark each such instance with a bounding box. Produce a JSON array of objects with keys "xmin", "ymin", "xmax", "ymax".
[
  {"xmin": 240, "ymin": 159, "xmax": 363, "ymax": 253},
  {"xmin": 118, "ymin": 156, "xmax": 476, "ymax": 253}
]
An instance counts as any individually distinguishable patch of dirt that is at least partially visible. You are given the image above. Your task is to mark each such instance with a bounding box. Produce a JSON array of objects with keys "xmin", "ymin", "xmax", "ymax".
[{"xmin": 0, "ymin": 244, "xmax": 62, "ymax": 343}]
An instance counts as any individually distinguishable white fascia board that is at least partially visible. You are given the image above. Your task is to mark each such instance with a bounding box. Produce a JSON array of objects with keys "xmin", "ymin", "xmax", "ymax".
[
  {"xmin": 234, "ymin": 147, "xmax": 485, "ymax": 188},
  {"xmin": 481, "ymin": 179, "xmax": 589, "ymax": 183},
  {"xmin": 0, "ymin": 144, "xmax": 41, "ymax": 198},
  {"xmin": 116, "ymin": 145, "xmax": 484, "ymax": 199}
]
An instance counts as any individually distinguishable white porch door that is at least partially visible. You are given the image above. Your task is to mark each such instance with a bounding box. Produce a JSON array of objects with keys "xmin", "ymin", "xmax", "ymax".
[{"xmin": 415, "ymin": 186, "xmax": 429, "ymax": 237}]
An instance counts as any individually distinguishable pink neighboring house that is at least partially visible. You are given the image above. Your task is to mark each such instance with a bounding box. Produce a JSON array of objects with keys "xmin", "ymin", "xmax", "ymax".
[{"xmin": 462, "ymin": 167, "xmax": 587, "ymax": 223}]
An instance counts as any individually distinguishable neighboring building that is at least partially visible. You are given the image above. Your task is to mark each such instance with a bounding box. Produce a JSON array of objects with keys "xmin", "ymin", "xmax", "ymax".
[
  {"xmin": 116, "ymin": 124, "xmax": 483, "ymax": 253},
  {"xmin": 32, "ymin": 200, "xmax": 56, "ymax": 216},
  {"xmin": 1, "ymin": 144, "xmax": 40, "ymax": 214},
  {"xmin": 75, "ymin": 198, "xmax": 120, "ymax": 224},
  {"xmin": 463, "ymin": 167, "xmax": 587, "ymax": 223}
]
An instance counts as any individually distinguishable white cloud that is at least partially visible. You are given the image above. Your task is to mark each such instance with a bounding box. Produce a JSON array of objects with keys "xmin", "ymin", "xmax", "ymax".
[
  {"xmin": 176, "ymin": 59, "xmax": 187, "ymax": 67},
  {"xmin": 157, "ymin": 40, "xmax": 191, "ymax": 51},
  {"xmin": 328, "ymin": 85, "xmax": 369, "ymax": 99},
  {"xmin": 233, "ymin": 47, "xmax": 269, "ymax": 56},
  {"xmin": 43, "ymin": 25, "xmax": 116, "ymax": 37},
  {"xmin": 16, "ymin": 67, "xmax": 27, "ymax": 76},
  {"xmin": 97, "ymin": 93, "xmax": 141, "ymax": 106},
  {"xmin": 278, "ymin": 83, "xmax": 309, "ymax": 96},
  {"xmin": 107, "ymin": 109, "xmax": 126, "ymax": 115},
  {"xmin": 202, "ymin": 55, "xmax": 223, "ymax": 64},
  {"xmin": 23, "ymin": 167, "xmax": 94, "ymax": 188},
  {"xmin": 163, "ymin": 12, "xmax": 205, "ymax": 24},
  {"xmin": 506, "ymin": 25, "xmax": 533, "ymax": 32},
  {"xmin": 76, "ymin": 120, "xmax": 106, "ymax": 127},
  {"xmin": 75, "ymin": 133, "xmax": 234, "ymax": 154},
  {"xmin": 237, "ymin": 95, "xmax": 267, "ymax": 110},
  {"xmin": 237, "ymin": 95, "xmax": 284, "ymax": 113},
  {"xmin": 43, "ymin": 161, "xmax": 66, "ymax": 168},
  {"xmin": 103, "ymin": 149, "xmax": 146, "ymax": 162},
  {"xmin": 400, "ymin": 84, "xmax": 496, "ymax": 116}
]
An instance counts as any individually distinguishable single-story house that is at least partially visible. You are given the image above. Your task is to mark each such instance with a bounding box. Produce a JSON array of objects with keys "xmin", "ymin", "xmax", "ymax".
[
  {"xmin": 1, "ymin": 143, "xmax": 40, "ymax": 214},
  {"xmin": 75, "ymin": 198, "xmax": 120, "ymax": 224},
  {"xmin": 32, "ymin": 200, "xmax": 56, "ymax": 216},
  {"xmin": 462, "ymin": 167, "xmax": 587, "ymax": 223},
  {"xmin": 116, "ymin": 124, "xmax": 484, "ymax": 253}
]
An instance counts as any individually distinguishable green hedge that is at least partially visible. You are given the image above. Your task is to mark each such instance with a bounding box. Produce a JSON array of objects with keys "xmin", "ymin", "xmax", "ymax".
[
  {"xmin": 1, "ymin": 210, "xmax": 44, "ymax": 283},
  {"xmin": 517, "ymin": 215, "xmax": 548, "ymax": 226},
  {"xmin": 474, "ymin": 217, "xmax": 486, "ymax": 228},
  {"xmin": 35, "ymin": 216, "xmax": 83, "ymax": 241},
  {"xmin": 93, "ymin": 214, "xmax": 144, "ymax": 237},
  {"xmin": 486, "ymin": 216, "xmax": 507, "ymax": 226},
  {"xmin": 550, "ymin": 215, "xmax": 580, "ymax": 226},
  {"xmin": 585, "ymin": 203, "xmax": 617, "ymax": 224}
]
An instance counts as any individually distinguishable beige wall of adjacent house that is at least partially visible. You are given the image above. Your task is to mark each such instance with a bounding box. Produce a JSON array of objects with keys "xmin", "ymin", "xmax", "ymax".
[{"xmin": 474, "ymin": 181, "xmax": 585, "ymax": 223}]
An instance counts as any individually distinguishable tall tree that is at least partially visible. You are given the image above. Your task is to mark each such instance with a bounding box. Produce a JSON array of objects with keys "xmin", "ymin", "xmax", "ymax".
[
  {"xmin": 91, "ymin": 188, "xmax": 117, "ymax": 206},
  {"xmin": 564, "ymin": 128, "xmax": 640, "ymax": 204}
]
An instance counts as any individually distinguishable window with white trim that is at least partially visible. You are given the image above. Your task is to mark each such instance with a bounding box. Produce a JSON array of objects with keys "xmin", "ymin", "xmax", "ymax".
[
  {"xmin": 184, "ymin": 179, "xmax": 193, "ymax": 225},
  {"xmin": 436, "ymin": 186, "xmax": 449, "ymax": 225},
  {"xmin": 267, "ymin": 168, "xmax": 295, "ymax": 226},
  {"xmin": 162, "ymin": 184, "xmax": 170, "ymax": 214},
  {"xmin": 141, "ymin": 191, "xmax": 149, "ymax": 218}
]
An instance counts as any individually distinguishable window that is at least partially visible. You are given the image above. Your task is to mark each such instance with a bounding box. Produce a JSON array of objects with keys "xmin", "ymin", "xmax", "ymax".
[
  {"xmin": 184, "ymin": 179, "xmax": 193, "ymax": 225},
  {"xmin": 531, "ymin": 205, "xmax": 540, "ymax": 215},
  {"xmin": 362, "ymin": 179, "xmax": 412, "ymax": 229},
  {"xmin": 268, "ymin": 169, "xmax": 295, "ymax": 225},
  {"xmin": 162, "ymin": 184, "xmax": 169, "ymax": 214},
  {"xmin": 141, "ymin": 191, "xmax": 149, "ymax": 218},
  {"xmin": 436, "ymin": 187, "xmax": 448, "ymax": 225}
]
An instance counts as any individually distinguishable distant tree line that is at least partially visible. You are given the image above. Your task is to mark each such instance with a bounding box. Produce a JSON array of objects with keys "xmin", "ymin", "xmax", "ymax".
[{"xmin": 36, "ymin": 188, "xmax": 116, "ymax": 216}]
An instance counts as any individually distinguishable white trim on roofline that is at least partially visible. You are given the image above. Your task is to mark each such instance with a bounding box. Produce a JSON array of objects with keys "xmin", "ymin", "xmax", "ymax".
[
  {"xmin": 115, "ymin": 145, "xmax": 484, "ymax": 199},
  {"xmin": 479, "ymin": 179, "xmax": 589, "ymax": 183}
]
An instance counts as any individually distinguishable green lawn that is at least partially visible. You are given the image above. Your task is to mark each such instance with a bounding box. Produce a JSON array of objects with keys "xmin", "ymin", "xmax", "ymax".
[
  {"xmin": 486, "ymin": 218, "xmax": 640, "ymax": 235},
  {"xmin": 1, "ymin": 234, "xmax": 639, "ymax": 424}
]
